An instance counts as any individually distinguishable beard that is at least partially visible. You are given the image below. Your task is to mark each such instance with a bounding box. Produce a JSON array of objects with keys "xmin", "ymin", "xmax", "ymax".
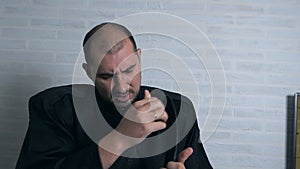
[{"xmin": 111, "ymin": 88, "xmax": 139, "ymax": 113}]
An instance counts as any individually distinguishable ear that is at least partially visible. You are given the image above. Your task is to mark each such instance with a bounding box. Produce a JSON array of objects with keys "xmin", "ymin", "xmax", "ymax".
[
  {"xmin": 82, "ymin": 63, "xmax": 93, "ymax": 81},
  {"xmin": 136, "ymin": 48, "xmax": 141, "ymax": 61}
]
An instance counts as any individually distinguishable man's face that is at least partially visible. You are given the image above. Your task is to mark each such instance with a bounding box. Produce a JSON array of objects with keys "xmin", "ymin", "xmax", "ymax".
[{"xmin": 87, "ymin": 39, "xmax": 142, "ymax": 109}]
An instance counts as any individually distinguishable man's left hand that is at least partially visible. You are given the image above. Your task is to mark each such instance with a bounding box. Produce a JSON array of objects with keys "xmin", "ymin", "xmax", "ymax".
[{"xmin": 160, "ymin": 147, "xmax": 193, "ymax": 169}]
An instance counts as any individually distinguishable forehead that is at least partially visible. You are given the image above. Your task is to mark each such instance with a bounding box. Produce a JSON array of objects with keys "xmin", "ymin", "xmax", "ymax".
[{"xmin": 98, "ymin": 40, "xmax": 138, "ymax": 71}]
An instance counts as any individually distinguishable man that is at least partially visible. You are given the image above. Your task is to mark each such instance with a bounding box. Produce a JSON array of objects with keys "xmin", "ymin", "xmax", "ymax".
[{"xmin": 16, "ymin": 22, "xmax": 213, "ymax": 169}]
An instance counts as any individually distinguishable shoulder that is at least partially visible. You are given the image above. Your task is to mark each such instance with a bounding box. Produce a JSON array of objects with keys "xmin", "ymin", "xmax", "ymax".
[
  {"xmin": 29, "ymin": 84, "xmax": 95, "ymax": 118},
  {"xmin": 30, "ymin": 84, "xmax": 94, "ymax": 103},
  {"xmin": 30, "ymin": 85, "xmax": 72, "ymax": 105}
]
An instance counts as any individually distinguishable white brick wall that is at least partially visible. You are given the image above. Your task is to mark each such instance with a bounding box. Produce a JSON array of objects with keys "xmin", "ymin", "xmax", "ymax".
[{"xmin": 1, "ymin": 0, "xmax": 300, "ymax": 169}]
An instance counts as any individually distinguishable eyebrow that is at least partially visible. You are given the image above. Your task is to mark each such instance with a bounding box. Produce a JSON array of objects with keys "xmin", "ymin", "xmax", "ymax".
[
  {"xmin": 97, "ymin": 64, "xmax": 136, "ymax": 77},
  {"xmin": 120, "ymin": 64, "xmax": 136, "ymax": 72}
]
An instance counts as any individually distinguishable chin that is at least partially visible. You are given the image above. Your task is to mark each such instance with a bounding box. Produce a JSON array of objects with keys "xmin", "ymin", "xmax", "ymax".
[{"xmin": 114, "ymin": 101, "xmax": 131, "ymax": 112}]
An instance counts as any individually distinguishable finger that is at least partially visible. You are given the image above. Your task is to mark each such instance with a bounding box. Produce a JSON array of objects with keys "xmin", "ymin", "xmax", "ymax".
[
  {"xmin": 148, "ymin": 121, "xmax": 166, "ymax": 133},
  {"xmin": 135, "ymin": 97, "xmax": 164, "ymax": 113},
  {"xmin": 154, "ymin": 111, "xmax": 168, "ymax": 122},
  {"xmin": 146, "ymin": 97, "xmax": 165, "ymax": 111},
  {"xmin": 177, "ymin": 147, "xmax": 193, "ymax": 163},
  {"xmin": 144, "ymin": 89, "xmax": 151, "ymax": 99},
  {"xmin": 167, "ymin": 161, "xmax": 184, "ymax": 169},
  {"xmin": 160, "ymin": 111, "xmax": 168, "ymax": 122},
  {"xmin": 133, "ymin": 97, "xmax": 156, "ymax": 109}
]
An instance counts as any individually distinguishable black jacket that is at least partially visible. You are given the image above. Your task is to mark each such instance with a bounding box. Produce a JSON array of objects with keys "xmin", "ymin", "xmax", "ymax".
[{"xmin": 16, "ymin": 84, "xmax": 212, "ymax": 169}]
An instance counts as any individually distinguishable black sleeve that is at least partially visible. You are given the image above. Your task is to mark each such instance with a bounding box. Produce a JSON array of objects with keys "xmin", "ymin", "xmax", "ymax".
[
  {"xmin": 175, "ymin": 95, "xmax": 213, "ymax": 169},
  {"xmin": 184, "ymin": 121, "xmax": 213, "ymax": 169},
  {"xmin": 15, "ymin": 91, "xmax": 103, "ymax": 169}
]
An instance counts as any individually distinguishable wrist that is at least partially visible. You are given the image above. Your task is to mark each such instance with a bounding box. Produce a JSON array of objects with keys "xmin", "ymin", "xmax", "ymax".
[
  {"xmin": 99, "ymin": 129, "xmax": 143, "ymax": 155},
  {"xmin": 98, "ymin": 130, "xmax": 128, "ymax": 155}
]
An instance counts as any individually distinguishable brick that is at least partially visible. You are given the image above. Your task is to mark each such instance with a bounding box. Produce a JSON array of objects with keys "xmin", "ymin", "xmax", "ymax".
[
  {"xmin": 210, "ymin": 37, "xmax": 234, "ymax": 49},
  {"xmin": 217, "ymin": 49, "xmax": 264, "ymax": 61},
  {"xmin": 88, "ymin": 0, "xmax": 146, "ymax": 10},
  {"xmin": 235, "ymin": 61, "xmax": 264, "ymax": 73},
  {"xmin": 2, "ymin": 28, "xmax": 56, "ymax": 40},
  {"xmin": 30, "ymin": 18, "xmax": 85, "ymax": 29},
  {"xmin": 30, "ymin": 0, "xmax": 60, "ymax": 7},
  {"xmin": 261, "ymin": 157, "xmax": 285, "ymax": 169},
  {"xmin": 0, "ymin": 39, "xmax": 26, "ymax": 49},
  {"xmin": 206, "ymin": 143, "xmax": 263, "ymax": 155},
  {"xmin": 0, "ymin": 0, "xmax": 29, "ymax": 6},
  {"xmin": 233, "ymin": 107, "xmax": 265, "ymax": 118},
  {"xmin": 231, "ymin": 155, "xmax": 263, "ymax": 168},
  {"xmin": 264, "ymin": 96, "xmax": 286, "ymax": 109},
  {"xmin": 1, "ymin": 73, "xmax": 52, "ymax": 88},
  {"xmin": 162, "ymin": 1, "xmax": 204, "ymax": 11},
  {"xmin": 236, "ymin": 16, "xmax": 297, "ymax": 28},
  {"xmin": 236, "ymin": 38, "xmax": 298, "ymax": 51},
  {"xmin": 227, "ymin": 72, "xmax": 264, "ymax": 84},
  {"xmin": 204, "ymin": 131, "xmax": 232, "ymax": 143},
  {"xmin": 0, "ymin": 50, "xmax": 54, "ymax": 63},
  {"xmin": 263, "ymin": 108, "xmax": 285, "ymax": 121},
  {"xmin": 218, "ymin": 117, "xmax": 263, "ymax": 131},
  {"xmin": 57, "ymin": 29, "xmax": 85, "ymax": 41},
  {"xmin": 264, "ymin": 62, "xmax": 300, "ymax": 74},
  {"xmin": 266, "ymin": 28, "xmax": 300, "ymax": 40},
  {"xmin": 265, "ymin": 4, "xmax": 300, "ymax": 16},
  {"xmin": 266, "ymin": 74, "xmax": 300, "ymax": 86},
  {"xmin": 264, "ymin": 120, "xmax": 285, "ymax": 133},
  {"xmin": 4, "ymin": 6, "xmax": 59, "ymax": 17},
  {"xmin": 263, "ymin": 145, "xmax": 285, "ymax": 157},
  {"xmin": 57, "ymin": 0, "xmax": 88, "ymax": 8},
  {"xmin": 24, "ymin": 62, "xmax": 75, "ymax": 76},
  {"xmin": 232, "ymin": 132, "xmax": 284, "ymax": 145},
  {"xmin": 0, "ymin": 95, "xmax": 27, "ymax": 109},
  {"xmin": 55, "ymin": 52, "xmax": 79, "ymax": 64},
  {"xmin": 0, "ymin": 17, "xmax": 28, "ymax": 27},
  {"xmin": 59, "ymin": 8, "xmax": 114, "ymax": 20},
  {"xmin": 0, "ymin": 61, "xmax": 25, "ymax": 74},
  {"xmin": 27, "ymin": 39, "xmax": 81, "ymax": 52},
  {"xmin": 265, "ymin": 51, "xmax": 300, "ymax": 63},
  {"xmin": 207, "ymin": 3, "xmax": 264, "ymax": 15},
  {"xmin": 207, "ymin": 26, "xmax": 265, "ymax": 38},
  {"xmin": 145, "ymin": 0, "xmax": 162, "ymax": 10},
  {"xmin": 51, "ymin": 75, "xmax": 74, "ymax": 85}
]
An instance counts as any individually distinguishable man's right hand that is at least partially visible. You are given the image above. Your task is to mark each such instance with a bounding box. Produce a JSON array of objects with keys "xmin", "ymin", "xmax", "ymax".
[
  {"xmin": 98, "ymin": 90, "xmax": 168, "ymax": 165},
  {"xmin": 115, "ymin": 89, "xmax": 168, "ymax": 149}
]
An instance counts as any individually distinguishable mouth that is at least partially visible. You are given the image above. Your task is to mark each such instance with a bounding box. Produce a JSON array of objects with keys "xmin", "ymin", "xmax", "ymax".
[{"xmin": 112, "ymin": 92, "xmax": 131, "ymax": 103}]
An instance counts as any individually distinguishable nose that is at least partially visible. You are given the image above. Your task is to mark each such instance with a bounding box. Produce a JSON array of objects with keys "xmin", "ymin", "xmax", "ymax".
[{"xmin": 113, "ymin": 74, "xmax": 128, "ymax": 93}]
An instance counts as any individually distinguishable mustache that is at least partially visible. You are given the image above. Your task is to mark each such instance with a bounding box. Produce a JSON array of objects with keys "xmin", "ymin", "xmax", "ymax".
[{"xmin": 112, "ymin": 91, "xmax": 129, "ymax": 97}]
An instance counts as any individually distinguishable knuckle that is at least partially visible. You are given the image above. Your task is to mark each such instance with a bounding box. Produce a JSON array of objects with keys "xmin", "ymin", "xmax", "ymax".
[
  {"xmin": 167, "ymin": 162, "xmax": 175, "ymax": 168},
  {"xmin": 140, "ymin": 124, "xmax": 150, "ymax": 133}
]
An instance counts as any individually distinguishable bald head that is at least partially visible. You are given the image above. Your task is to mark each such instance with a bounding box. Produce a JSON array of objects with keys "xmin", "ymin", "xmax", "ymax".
[{"xmin": 83, "ymin": 22, "xmax": 137, "ymax": 64}]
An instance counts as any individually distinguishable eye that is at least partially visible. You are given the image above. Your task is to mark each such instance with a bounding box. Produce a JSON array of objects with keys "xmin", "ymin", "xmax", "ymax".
[
  {"xmin": 122, "ymin": 64, "xmax": 135, "ymax": 74},
  {"xmin": 97, "ymin": 73, "xmax": 113, "ymax": 80},
  {"xmin": 124, "ymin": 68, "xmax": 133, "ymax": 74}
]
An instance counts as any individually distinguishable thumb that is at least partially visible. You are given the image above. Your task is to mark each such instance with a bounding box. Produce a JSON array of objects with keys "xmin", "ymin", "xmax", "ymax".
[
  {"xmin": 144, "ymin": 89, "xmax": 151, "ymax": 99},
  {"xmin": 178, "ymin": 147, "xmax": 193, "ymax": 163}
]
